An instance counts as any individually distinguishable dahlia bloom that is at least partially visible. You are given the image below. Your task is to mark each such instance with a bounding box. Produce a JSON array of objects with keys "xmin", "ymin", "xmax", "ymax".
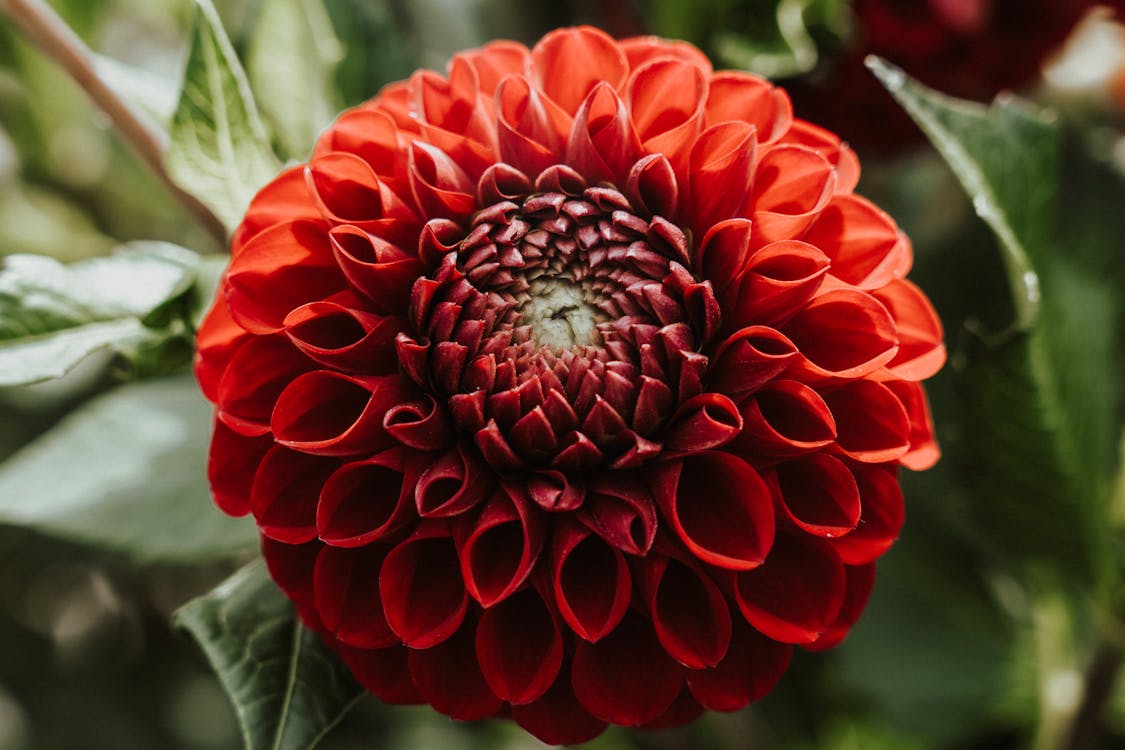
[{"xmin": 196, "ymin": 27, "xmax": 943, "ymax": 744}]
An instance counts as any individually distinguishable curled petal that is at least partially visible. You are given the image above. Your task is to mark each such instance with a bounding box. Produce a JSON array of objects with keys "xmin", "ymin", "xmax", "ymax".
[
  {"xmin": 208, "ymin": 419, "xmax": 272, "ymax": 517},
  {"xmin": 581, "ymin": 473, "xmax": 658, "ymax": 555},
  {"xmin": 379, "ymin": 524, "xmax": 468, "ymax": 648},
  {"xmin": 805, "ymin": 562, "xmax": 877, "ymax": 651},
  {"xmin": 783, "ymin": 288, "xmax": 899, "ymax": 379},
  {"xmin": 284, "ymin": 297, "xmax": 404, "ymax": 373},
  {"xmin": 408, "ymin": 619, "xmax": 504, "ymax": 720},
  {"xmin": 460, "ymin": 40, "xmax": 531, "ymax": 91},
  {"xmin": 511, "ymin": 663, "xmax": 608, "ymax": 745},
  {"xmin": 831, "ymin": 463, "xmax": 904, "ymax": 565},
  {"xmin": 705, "ymin": 71, "xmax": 792, "ymax": 143},
  {"xmin": 232, "ymin": 166, "xmax": 323, "ymax": 252},
  {"xmin": 383, "ymin": 394, "xmax": 452, "ymax": 451},
  {"xmin": 566, "ymin": 83, "xmax": 642, "ymax": 186},
  {"xmin": 727, "ymin": 239, "xmax": 831, "ymax": 327},
  {"xmin": 639, "ymin": 688, "xmax": 705, "ymax": 730},
  {"xmin": 415, "ymin": 444, "xmax": 492, "ymax": 517},
  {"xmin": 784, "ymin": 118, "xmax": 860, "ymax": 193},
  {"xmin": 870, "ymin": 279, "xmax": 946, "ymax": 381},
  {"xmin": 619, "ymin": 35, "xmax": 712, "ymax": 73},
  {"xmin": 638, "ymin": 555, "xmax": 731, "ymax": 669},
  {"xmin": 226, "ymin": 221, "xmax": 344, "ymax": 334},
  {"xmin": 216, "ymin": 335, "xmax": 310, "ymax": 436},
  {"xmin": 625, "ymin": 153, "xmax": 679, "ymax": 219},
  {"xmin": 572, "ymin": 609, "xmax": 684, "ymax": 726},
  {"xmin": 195, "ymin": 295, "xmax": 250, "ymax": 402},
  {"xmin": 313, "ymin": 545, "xmax": 398, "ymax": 648},
  {"xmin": 527, "ymin": 469, "xmax": 585, "ymax": 512},
  {"xmin": 531, "ymin": 26, "xmax": 628, "ymax": 115},
  {"xmin": 751, "ymin": 145, "xmax": 836, "ymax": 244},
  {"xmin": 697, "ymin": 219, "xmax": 753, "ymax": 296},
  {"xmin": 803, "ymin": 194, "xmax": 913, "ymax": 289},
  {"xmin": 734, "ymin": 532, "xmax": 846, "ymax": 644},
  {"xmin": 686, "ymin": 621, "xmax": 792, "ymax": 711},
  {"xmin": 822, "ymin": 380, "xmax": 911, "ymax": 463},
  {"xmin": 408, "ymin": 141, "xmax": 476, "ymax": 222},
  {"xmin": 496, "ymin": 74, "xmax": 570, "ymax": 177},
  {"xmin": 272, "ymin": 372, "xmax": 414, "ymax": 456},
  {"xmin": 458, "ymin": 487, "xmax": 546, "ymax": 606},
  {"xmin": 476, "ymin": 586, "xmax": 564, "ymax": 705},
  {"xmin": 663, "ymin": 392, "xmax": 743, "ymax": 453},
  {"xmin": 251, "ymin": 447, "xmax": 339, "ymax": 543},
  {"xmin": 886, "ymin": 380, "xmax": 941, "ymax": 470},
  {"xmin": 338, "ymin": 645, "xmax": 421, "ymax": 705},
  {"xmin": 687, "ymin": 122, "xmax": 757, "ymax": 233},
  {"xmin": 733, "ymin": 379, "xmax": 836, "ymax": 457},
  {"xmin": 625, "ymin": 58, "xmax": 707, "ymax": 170},
  {"xmin": 773, "ymin": 453, "xmax": 862, "ymax": 537},
  {"xmin": 710, "ymin": 326, "xmax": 799, "ymax": 402},
  {"xmin": 652, "ymin": 453, "xmax": 774, "ymax": 570},
  {"xmin": 306, "ymin": 152, "xmax": 419, "ymax": 240},
  {"xmin": 552, "ymin": 522, "xmax": 632, "ymax": 642},
  {"xmin": 316, "ymin": 448, "xmax": 418, "ymax": 546},
  {"xmin": 314, "ymin": 107, "xmax": 405, "ymax": 186},
  {"xmin": 329, "ymin": 225, "xmax": 426, "ymax": 314}
]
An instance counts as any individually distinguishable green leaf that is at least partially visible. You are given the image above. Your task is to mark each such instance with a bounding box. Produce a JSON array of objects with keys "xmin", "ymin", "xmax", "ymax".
[
  {"xmin": 867, "ymin": 58, "xmax": 1122, "ymax": 581},
  {"xmin": 92, "ymin": 52, "xmax": 180, "ymax": 130},
  {"xmin": 175, "ymin": 561, "xmax": 363, "ymax": 750},
  {"xmin": 0, "ymin": 376, "xmax": 256, "ymax": 562},
  {"xmin": 0, "ymin": 243, "xmax": 199, "ymax": 387},
  {"xmin": 167, "ymin": 0, "xmax": 280, "ymax": 235},
  {"xmin": 247, "ymin": 0, "xmax": 343, "ymax": 160}
]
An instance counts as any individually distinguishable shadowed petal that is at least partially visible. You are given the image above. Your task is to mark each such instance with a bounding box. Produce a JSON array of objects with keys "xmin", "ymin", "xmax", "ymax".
[
  {"xmin": 408, "ymin": 619, "xmax": 504, "ymax": 720},
  {"xmin": 552, "ymin": 522, "xmax": 631, "ymax": 642},
  {"xmin": 379, "ymin": 525, "xmax": 467, "ymax": 648},
  {"xmin": 476, "ymin": 586, "xmax": 564, "ymax": 704}
]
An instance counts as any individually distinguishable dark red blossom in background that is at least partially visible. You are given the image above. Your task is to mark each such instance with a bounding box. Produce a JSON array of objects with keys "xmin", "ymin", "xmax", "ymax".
[
  {"xmin": 790, "ymin": 0, "xmax": 1122, "ymax": 153},
  {"xmin": 196, "ymin": 27, "xmax": 944, "ymax": 744}
]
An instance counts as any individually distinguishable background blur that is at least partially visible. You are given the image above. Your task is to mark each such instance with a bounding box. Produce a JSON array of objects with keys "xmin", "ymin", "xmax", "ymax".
[{"xmin": 2, "ymin": 1, "xmax": 1125, "ymax": 748}]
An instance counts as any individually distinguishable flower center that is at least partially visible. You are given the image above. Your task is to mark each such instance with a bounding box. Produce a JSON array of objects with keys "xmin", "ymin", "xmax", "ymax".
[
  {"xmin": 518, "ymin": 279, "xmax": 605, "ymax": 350},
  {"xmin": 398, "ymin": 167, "xmax": 720, "ymax": 473}
]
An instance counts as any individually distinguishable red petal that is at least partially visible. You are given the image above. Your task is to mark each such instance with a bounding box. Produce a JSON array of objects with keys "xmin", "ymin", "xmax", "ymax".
[
  {"xmin": 638, "ymin": 686, "xmax": 705, "ymax": 730},
  {"xmin": 530, "ymin": 26, "xmax": 628, "ymax": 115},
  {"xmin": 208, "ymin": 419, "xmax": 271, "ymax": 517},
  {"xmin": 571, "ymin": 609, "xmax": 684, "ymax": 726},
  {"xmin": 271, "ymin": 372, "xmax": 413, "ymax": 456},
  {"xmin": 460, "ymin": 40, "xmax": 530, "ymax": 91},
  {"xmin": 226, "ymin": 221, "xmax": 344, "ymax": 334},
  {"xmin": 496, "ymin": 74, "xmax": 570, "ymax": 178},
  {"xmin": 338, "ymin": 645, "xmax": 421, "ymax": 705},
  {"xmin": 195, "ymin": 294, "xmax": 249, "ymax": 402},
  {"xmin": 457, "ymin": 487, "xmax": 545, "ymax": 606},
  {"xmin": 806, "ymin": 562, "xmax": 876, "ymax": 651},
  {"xmin": 619, "ymin": 36, "xmax": 712, "ymax": 73},
  {"xmin": 216, "ymin": 334, "xmax": 310, "ymax": 436},
  {"xmin": 639, "ymin": 556, "xmax": 732, "ymax": 669},
  {"xmin": 552, "ymin": 522, "xmax": 631, "ymax": 642},
  {"xmin": 527, "ymin": 469, "xmax": 585, "ymax": 512},
  {"xmin": 710, "ymin": 326, "xmax": 799, "ymax": 402},
  {"xmin": 870, "ymin": 279, "xmax": 946, "ymax": 381},
  {"xmin": 262, "ymin": 536, "xmax": 322, "ymax": 608},
  {"xmin": 565, "ymin": 83, "xmax": 642, "ymax": 186},
  {"xmin": 697, "ymin": 218, "xmax": 754, "ymax": 296},
  {"xmin": 733, "ymin": 379, "xmax": 836, "ymax": 456},
  {"xmin": 316, "ymin": 449, "xmax": 418, "ymax": 547},
  {"xmin": 511, "ymin": 663, "xmax": 608, "ymax": 745},
  {"xmin": 664, "ymin": 392, "xmax": 743, "ymax": 453},
  {"xmin": 653, "ymin": 453, "xmax": 775, "ymax": 570},
  {"xmin": 822, "ymin": 380, "xmax": 911, "ymax": 463},
  {"xmin": 284, "ymin": 298, "xmax": 404, "ymax": 374},
  {"xmin": 408, "ymin": 141, "xmax": 476, "ymax": 222},
  {"xmin": 734, "ymin": 531, "xmax": 846, "ymax": 644},
  {"xmin": 804, "ymin": 194, "xmax": 913, "ymax": 289},
  {"xmin": 314, "ymin": 108, "xmax": 405, "ymax": 188},
  {"xmin": 687, "ymin": 122, "xmax": 757, "ymax": 233},
  {"xmin": 313, "ymin": 545, "xmax": 398, "ymax": 649},
  {"xmin": 625, "ymin": 58, "xmax": 707, "ymax": 169},
  {"xmin": 476, "ymin": 586, "xmax": 564, "ymax": 705},
  {"xmin": 407, "ymin": 619, "xmax": 504, "ymax": 720},
  {"xmin": 379, "ymin": 526, "xmax": 467, "ymax": 648},
  {"xmin": 625, "ymin": 153, "xmax": 680, "ymax": 219},
  {"xmin": 328, "ymin": 225, "xmax": 425, "ymax": 314},
  {"xmin": 728, "ymin": 239, "xmax": 830, "ymax": 327},
  {"xmin": 750, "ymin": 145, "xmax": 836, "ymax": 244},
  {"xmin": 232, "ymin": 166, "xmax": 322, "ymax": 251},
  {"xmin": 886, "ymin": 380, "xmax": 941, "ymax": 470},
  {"xmin": 306, "ymin": 151, "xmax": 418, "ymax": 234},
  {"xmin": 581, "ymin": 473, "xmax": 658, "ymax": 555},
  {"xmin": 382, "ymin": 394, "xmax": 452, "ymax": 452},
  {"xmin": 783, "ymin": 288, "xmax": 899, "ymax": 379},
  {"xmin": 774, "ymin": 453, "xmax": 862, "ymax": 537},
  {"xmin": 251, "ymin": 447, "xmax": 339, "ymax": 543},
  {"xmin": 831, "ymin": 463, "xmax": 904, "ymax": 564},
  {"xmin": 686, "ymin": 621, "xmax": 792, "ymax": 711},
  {"xmin": 783, "ymin": 119, "xmax": 860, "ymax": 193},
  {"xmin": 414, "ymin": 444, "xmax": 492, "ymax": 517},
  {"xmin": 705, "ymin": 71, "xmax": 793, "ymax": 143}
]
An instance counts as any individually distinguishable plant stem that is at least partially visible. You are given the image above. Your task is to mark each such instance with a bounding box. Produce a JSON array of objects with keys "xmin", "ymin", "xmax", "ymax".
[
  {"xmin": 1064, "ymin": 637, "xmax": 1124, "ymax": 750},
  {"xmin": 0, "ymin": 0, "xmax": 227, "ymax": 243}
]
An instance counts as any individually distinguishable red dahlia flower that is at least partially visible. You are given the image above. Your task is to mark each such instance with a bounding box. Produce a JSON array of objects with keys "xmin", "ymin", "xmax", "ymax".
[{"xmin": 196, "ymin": 26, "xmax": 944, "ymax": 744}]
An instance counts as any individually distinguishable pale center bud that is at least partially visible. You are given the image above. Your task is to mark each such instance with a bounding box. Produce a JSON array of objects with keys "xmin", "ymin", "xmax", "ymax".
[{"xmin": 519, "ymin": 278, "xmax": 605, "ymax": 350}]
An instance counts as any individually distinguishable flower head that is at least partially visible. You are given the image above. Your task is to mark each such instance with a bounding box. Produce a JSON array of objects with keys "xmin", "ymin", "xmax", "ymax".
[{"xmin": 196, "ymin": 26, "xmax": 944, "ymax": 744}]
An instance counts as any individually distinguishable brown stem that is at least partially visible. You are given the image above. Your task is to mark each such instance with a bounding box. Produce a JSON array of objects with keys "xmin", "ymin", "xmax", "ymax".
[
  {"xmin": 1064, "ymin": 637, "xmax": 1124, "ymax": 750},
  {"xmin": 0, "ymin": 0, "xmax": 227, "ymax": 243}
]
